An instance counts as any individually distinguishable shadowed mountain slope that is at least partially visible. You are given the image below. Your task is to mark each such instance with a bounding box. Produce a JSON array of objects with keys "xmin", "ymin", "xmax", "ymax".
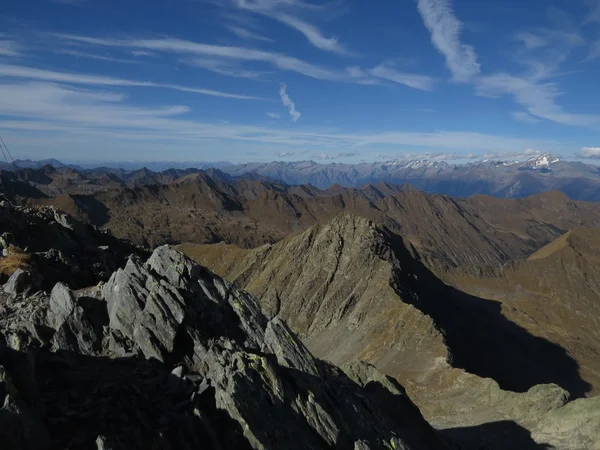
[{"xmin": 441, "ymin": 227, "xmax": 600, "ymax": 397}]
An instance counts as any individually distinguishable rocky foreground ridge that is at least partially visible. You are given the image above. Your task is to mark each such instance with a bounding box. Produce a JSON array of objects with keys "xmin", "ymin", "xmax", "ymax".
[
  {"xmin": 0, "ymin": 200, "xmax": 144, "ymax": 290},
  {"xmin": 0, "ymin": 246, "xmax": 447, "ymax": 450}
]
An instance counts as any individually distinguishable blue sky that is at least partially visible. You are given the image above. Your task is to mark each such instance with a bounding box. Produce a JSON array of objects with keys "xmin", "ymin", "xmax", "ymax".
[{"xmin": 1, "ymin": 0, "xmax": 600, "ymax": 163}]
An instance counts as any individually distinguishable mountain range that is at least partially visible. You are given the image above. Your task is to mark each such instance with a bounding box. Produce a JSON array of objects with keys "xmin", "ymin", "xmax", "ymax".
[
  {"xmin": 1, "ymin": 163, "xmax": 600, "ymax": 449},
  {"xmin": 3, "ymin": 153, "xmax": 600, "ymax": 200},
  {"xmin": 223, "ymin": 154, "xmax": 600, "ymax": 200}
]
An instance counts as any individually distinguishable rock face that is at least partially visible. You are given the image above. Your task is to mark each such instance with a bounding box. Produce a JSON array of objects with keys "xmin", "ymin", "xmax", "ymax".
[
  {"xmin": 0, "ymin": 200, "xmax": 145, "ymax": 289},
  {"xmin": 531, "ymin": 396, "xmax": 600, "ymax": 449},
  {"xmin": 0, "ymin": 246, "xmax": 447, "ymax": 450}
]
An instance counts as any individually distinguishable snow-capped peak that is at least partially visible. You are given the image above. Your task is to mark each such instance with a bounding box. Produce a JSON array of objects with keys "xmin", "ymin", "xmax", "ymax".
[
  {"xmin": 527, "ymin": 153, "xmax": 560, "ymax": 167},
  {"xmin": 405, "ymin": 159, "xmax": 434, "ymax": 169}
]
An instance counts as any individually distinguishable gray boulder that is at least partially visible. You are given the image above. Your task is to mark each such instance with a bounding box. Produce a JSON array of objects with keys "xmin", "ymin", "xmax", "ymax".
[{"xmin": 3, "ymin": 269, "xmax": 31, "ymax": 296}]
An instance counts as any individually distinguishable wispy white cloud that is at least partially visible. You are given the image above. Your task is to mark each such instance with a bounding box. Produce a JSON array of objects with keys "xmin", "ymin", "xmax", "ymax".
[
  {"xmin": 371, "ymin": 152, "xmax": 481, "ymax": 162},
  {"xmin": 182, "ymin": 58, "xmax": 270, "ymax": 79},
  {"xmin": 50, "ymin": 33, "xmax": 438, "ymax": 87},
  {"xmin": 54, "ymin": 49, "xmax": 139, "ymax": 64},
  {"xmin": 512, "ymin": 111, "xmax": 541, "ymax": 124},
  {"xmin": 585, "ymin": 0, "xmax": 600, "ymax": 23},
  {"xmin": 279, "ymin": 83, "xmax": 301, "ymax": 122},
  {"xmin": 0, "ymin": 81, "xmax": 560, "ymax": 159},
  {"xmin": 51, "ymin": 33, "xmax": 349, "ymax": 81},
  {"xmin": 315, "ymin": 152, "xmax": 359, "ymax": 160},
  {"xmin": 416, "ymin": 0, "xmax": 480, "ymax": 81},
  {"xmin": 512, "ymin": 28, "xmax": 583, "ymax": 79},
  {"xmin": 514, "ymin": 32, "xmax": 547, "ymax": 50},
  {"xmin": 273, "ymin": 13, "xmax": 349, "ymax": 55},
  {"xmin": 473, "ymin": 18, "xmax": 590, "ymax": 127},
  {"xmin": 230, "ymin": 0, "xmax": 350, "ymax": 55},
  {"xmin": 481, "ymin": 148, "xmax": 545, "ymax": 160},
  {"xmin": 131, "ymin": 50, "xmax": 157, "ymax": 57},
  {"xmin": 346, "ymin": 66, "xmax": 365, "ymax": 78},
  {"xmin": 227, "ymin": 25, "xmax": 274, "ymax": 42},
  {"xmin": 397, "ymin": 151, "xmax": 479, "ymax": 161},
  {"xmin": 350, "ymin": 131, "xmax": 554, "ymax": 152},
  {"xmin": 576, "ymin": 147, "xmax": 600, "ymax": 158},
  {"xmin": 588, "ymin": 39, "xmax": 600, "ymax": 61},
  {"xmin": 0, "ymin": 63, "xmax": 266, "ymax": 100},
  {"xmin": 0, "ymin": 40, "xmax": 21, "ymax": 57},
  {"xmin": 370, "ymin": 64, "xmax": 437, "ymax": 91},
  {"xmin": 267, "ymin": 112, "xmax": 280, "ymax": 119},
  {"xmin": 277, "ymin": 151, "xmax": 295, "ymax": 157},
  {"xmin": 476, "ymin": 73, "xmax": 600, "ymax": 127}
]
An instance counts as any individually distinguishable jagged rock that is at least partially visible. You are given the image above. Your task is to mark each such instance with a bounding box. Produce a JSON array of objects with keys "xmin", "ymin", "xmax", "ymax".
[
  {"xmin": 3, "ymin": 269, "xmax": 31, "ymax": 296},
  {"xmin": 103, "ymin": 246, "xmax": 268, "ymax": 363},
  {"xmin": 532, "ymin": 396, "xmax": 600, "ymax": 449},
  {"xmin": 47, "ymin": 283, "xmax": 75, "ymax": 329},
  {"xmin": 0, "ymin": 200, "xmax": 145, "ymax": 290},
  {"xmin": 0, "ymin": 247, "xmax": 448, "ymax": 449},
  {"xmin": 261, "ymin": 317, "xmax": 320, "ymax": 377},
  {"xmin": 95, "ymin": 435, "xmax": 113, "ymax": 450},
  {"xmin": 167, "ymin": 366, "xmax": 186, "ymax": 393}
]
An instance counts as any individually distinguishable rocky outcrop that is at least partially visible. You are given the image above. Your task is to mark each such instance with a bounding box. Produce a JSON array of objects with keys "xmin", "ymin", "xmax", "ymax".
[
  {"xmin": 0, "ymin": 246, "xmax": 447, "ymax": 450},
  {"xmin": 532, "ymin": 396, "xmax": 600, "ymax": 449},
  {"xmin": 0, "ymin": 201, "xmax": 145, "ymax": 289}
]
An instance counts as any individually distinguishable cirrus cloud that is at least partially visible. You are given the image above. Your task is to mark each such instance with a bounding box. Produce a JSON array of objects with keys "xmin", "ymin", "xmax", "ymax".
[{"xmin": 416, "ymin": 0, "xmax": 480, "ymax": 81}]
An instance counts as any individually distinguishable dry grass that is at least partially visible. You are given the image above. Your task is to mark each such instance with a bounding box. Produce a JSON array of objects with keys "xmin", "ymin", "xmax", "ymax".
[
  {"xmin": 528, "ymin": 230, "xmax": 571, "ymax": 261},
  {"xmin": 0, "ymin": 246, "xmax": 32, "ymax": 278}
]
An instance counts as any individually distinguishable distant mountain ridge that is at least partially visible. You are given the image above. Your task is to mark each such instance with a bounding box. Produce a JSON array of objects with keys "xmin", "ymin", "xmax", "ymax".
[
  {"xmin": 9, "ymin": 165, "xmax": 598, "ymax": 275},
  {"xmin": 222, "ymin": 153, "xmax": 600, "ymax": 200},
  {"xmin": 2, "ymin": 153, "xmax": 600, "ymax": 200}
]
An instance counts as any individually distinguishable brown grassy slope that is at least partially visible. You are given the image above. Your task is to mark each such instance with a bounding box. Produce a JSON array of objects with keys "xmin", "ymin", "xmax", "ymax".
[
  {"xmin": 180, "ymin": 216, "xmax": 449, "ymax": 380},
  {"xmin": 178, "ymin": 216, "xmax": 599, "ymax": 395},
  {"xmin": 39, "ymin": 175, "xmax": 600, "ymax": 271},
  {"xmin": 178, "ymin": 216, "xmax": 600, "ymax": 430},
  {"xmin": 441, "ymin": 227, "xmax": 600, "ymax": 396}
]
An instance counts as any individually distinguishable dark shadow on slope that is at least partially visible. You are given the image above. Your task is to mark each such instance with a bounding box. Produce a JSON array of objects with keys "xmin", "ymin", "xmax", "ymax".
[
  {"xmin": 0, "ymin": 202, "xmax": 147, "ymax": 289},
  {"xmin": 0, "ymin": 172, "xmax": 48, "ymax": 201},
  {"xmin": 439, "ymin": 421, "xmax": 553, "ymax": 450},
  {"xmin": 0, "ymin": 345, "xmax": 449, "ymax": 450},
  {"xmin": 381, "ymin": 230, "xmax": 592, "ymax": 398},
  {"xmin": 70, "ymin": 194, "xmax": 110, "ymax": 227},
  {"xmin": 0, "ymin": 346, "xmax": 252, "ymax": 450}
]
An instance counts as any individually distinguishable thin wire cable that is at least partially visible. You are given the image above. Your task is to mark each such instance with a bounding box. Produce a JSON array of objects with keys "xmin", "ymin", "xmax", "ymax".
[
  {"xmin": 0, "ymin": 135, "xmax": 15, "ymax": 164},
  {"xmin": 0, "ymin": 141, "xmax": 8, "ymax": 166},
  {"xmin": 0, "ymin": 135, "xmax": 15, "ymax": 170}
]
